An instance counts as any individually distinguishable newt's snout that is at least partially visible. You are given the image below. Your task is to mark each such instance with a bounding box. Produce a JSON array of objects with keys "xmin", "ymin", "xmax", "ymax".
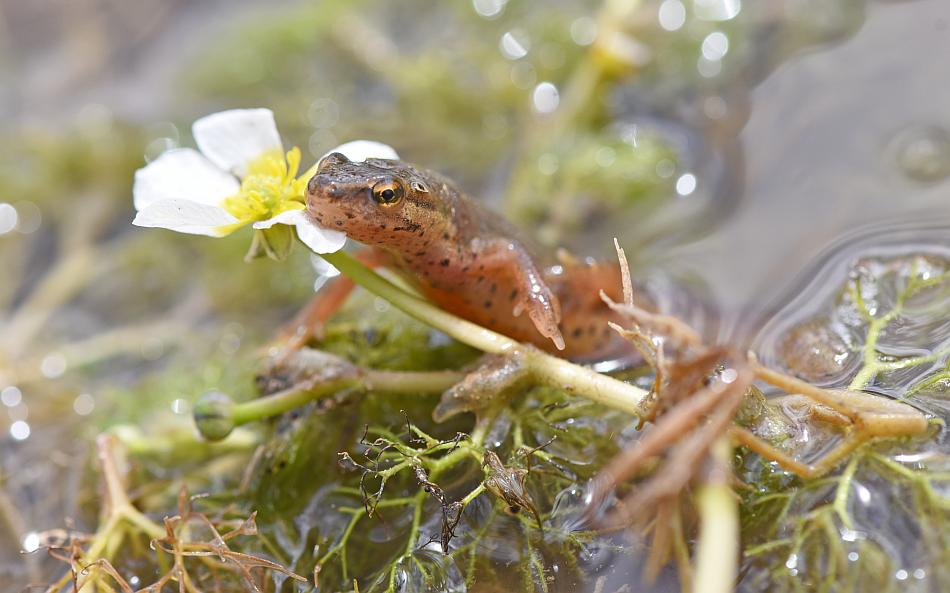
[{"xmin": 308, "ymin": 174, "xmax": 344, "ymax": 200}]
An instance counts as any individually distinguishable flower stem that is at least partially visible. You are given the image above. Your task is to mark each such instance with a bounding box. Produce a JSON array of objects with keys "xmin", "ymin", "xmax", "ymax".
[
  {"xmin": 691, "ymin": 437, "xmax": 738, "ymax": 593},
  {"xmin": 319, "ymin": 251, "xmax": 651, "ymax": 419},
  {"xmin": 230, "ymin": 369, "xmax": 463, "ymax": 427}
]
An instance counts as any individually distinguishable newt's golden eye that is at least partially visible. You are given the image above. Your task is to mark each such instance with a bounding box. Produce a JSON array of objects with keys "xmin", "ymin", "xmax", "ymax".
[{"xmin": 372, "ymin": 179, "xmax": 404, "ymax": 206}]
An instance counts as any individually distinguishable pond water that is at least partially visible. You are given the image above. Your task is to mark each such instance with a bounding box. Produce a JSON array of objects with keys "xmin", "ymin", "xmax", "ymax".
[{"xmin": 1, "ymin": 1, "xmax": 949, "ymax": 592}]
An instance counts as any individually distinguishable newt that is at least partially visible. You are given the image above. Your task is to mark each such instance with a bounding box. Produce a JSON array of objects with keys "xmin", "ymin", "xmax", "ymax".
[{"xmin": 297, "ymin": 152, "xmax": 628, "ymax": 360}]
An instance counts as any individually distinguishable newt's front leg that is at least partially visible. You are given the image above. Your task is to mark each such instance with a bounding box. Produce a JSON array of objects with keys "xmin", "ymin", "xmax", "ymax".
[
  {"xmin": 472, "ymin": 238, "xmax": 565, "ymax": 350},
  {"xmin": 274, "ymin": 248, "xmax": 388, "ymax": 350}
]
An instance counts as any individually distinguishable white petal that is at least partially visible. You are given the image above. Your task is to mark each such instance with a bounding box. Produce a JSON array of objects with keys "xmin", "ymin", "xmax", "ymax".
[
  {"xmin": 193, "ymin": 109, "xmax": 283, "ymax": 177},
  {"xmin": 321, "ymin": 140, "xmax": 399, "ymax": 163},
  {"xmin": 133, "ymin": 149, "xmax": 239, "ymax": 211},
  {"xmin": 310, "ymin": 254, "xmax": 341, "ymax": 278},
  {"xmin": 251, "ymin": 209, "xmax": 303, "ymax": 230},
  {"xmin": 310, "ymin": 254, "xmax": 341, "ymax": 292},
  {"xmin": 132, "ymin": 199, "xmax": 239, "ymax": 237},
  {"xmin": 282, "ymin": 209, "xmax": 347, "ymax": 254}
]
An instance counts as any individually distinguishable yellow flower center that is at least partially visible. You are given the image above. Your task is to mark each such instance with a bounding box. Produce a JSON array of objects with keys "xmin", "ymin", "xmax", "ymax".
[{"xmin": 220, "ymin": 147, "xmax": 314, "ymax": 229}]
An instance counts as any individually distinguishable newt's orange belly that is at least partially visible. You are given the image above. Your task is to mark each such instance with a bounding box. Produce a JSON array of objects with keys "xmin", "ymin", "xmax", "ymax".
[{"xmin": 413, "ymin": 262, "xmax": 629, "ymax": 360}]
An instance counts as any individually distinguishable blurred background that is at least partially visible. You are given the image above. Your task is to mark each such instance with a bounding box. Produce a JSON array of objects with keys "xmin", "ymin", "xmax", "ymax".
[{"xmin": 1, "ymin": 0, "xmax": 949, "ymax": 591}]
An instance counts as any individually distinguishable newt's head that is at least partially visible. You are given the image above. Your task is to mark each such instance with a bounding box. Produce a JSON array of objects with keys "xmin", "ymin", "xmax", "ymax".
[{"xmin": 306, "ymin": 152, "xmax": 443, "ymax": 246}]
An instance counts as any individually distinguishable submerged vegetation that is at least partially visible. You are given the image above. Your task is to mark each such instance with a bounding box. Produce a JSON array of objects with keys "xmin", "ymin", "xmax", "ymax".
[{"xmin": 2, "ymin": 2, "xmax": 950, "ymax": 593}]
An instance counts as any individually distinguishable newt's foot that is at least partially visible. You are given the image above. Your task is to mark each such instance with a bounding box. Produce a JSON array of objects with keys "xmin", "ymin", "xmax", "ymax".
[
  {"xmin": 512, "ymin": 284, "xmax": 564, "ymax": 350},
  {"xmin": 433, "ymin": 352, "xmax": 532, "ymax": 422}
]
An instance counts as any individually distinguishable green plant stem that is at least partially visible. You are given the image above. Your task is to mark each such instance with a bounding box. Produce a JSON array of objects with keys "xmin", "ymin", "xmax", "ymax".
[
  {"xmin": 320, "ymin": 251, "xmax": 651, "ymax": 419},
  {"xmin": 692, "ymin": 438, "xmax": 738, "ymax": 593},
  {"xmin": 230, "ymin": 369, "xmax": 463, "ymax": 426}
]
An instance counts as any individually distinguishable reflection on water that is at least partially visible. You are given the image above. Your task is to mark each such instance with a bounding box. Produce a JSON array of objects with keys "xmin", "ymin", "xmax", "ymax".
[{"xmin": 747, "ymin": 222, "xmax": 950, "ymax": 592}]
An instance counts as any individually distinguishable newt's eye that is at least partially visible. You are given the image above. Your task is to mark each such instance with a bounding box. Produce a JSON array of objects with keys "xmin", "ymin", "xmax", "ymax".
[{"xmin": 372, "ymin": 179, "xmax": 404, "ymax": 206}]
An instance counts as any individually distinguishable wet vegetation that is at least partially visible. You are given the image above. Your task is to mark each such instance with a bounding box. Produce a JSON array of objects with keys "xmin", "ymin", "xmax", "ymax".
[{"xmin": 2, "ymin": 1, "xmax": 950, "ymax": 593}]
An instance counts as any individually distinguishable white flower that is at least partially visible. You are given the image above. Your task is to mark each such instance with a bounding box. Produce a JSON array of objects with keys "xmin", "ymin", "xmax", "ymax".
[{"xmin": 132, "ymin": 108, "xmax": 398, "ymax": 260}]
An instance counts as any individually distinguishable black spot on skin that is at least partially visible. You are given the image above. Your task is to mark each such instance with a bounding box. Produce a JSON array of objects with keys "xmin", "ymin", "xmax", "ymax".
[
  {"xmin": 379, "ymin": 224, "xmax": 387, "ymax": 229},
  {"xmin": 483, "ymin": 300, "xmax": 492, "ymax": 309},
  {"xmin": 440, "ymin": 259, "xmax": 450, "ymax": 267},
  {"xmin": 509, "ymin": 289, "xmax": 518, "ymax": 301},
  {"xmin": 443, "ymin": 233, "xmax": 450, "ymax": 240},
  {"xmin": 462, "ymin": 266, "xmax": 470, "ymax": 273},
  {"xmin": 345, "ymin": 212, "xmax": 356, "ymax": 219},
  {"xmin": 476, "ymin": 276, "xmax": 485, "ymax": 284},
  {"xmin": 571, "ymin": 327, "xmax": 582, "ymax": 338},
  {"xmin": 490, "ymin": 282, "xmax": 497, "ymax": 294},
  {"xmin": 393, "ymin": 222, "xmax": 422, "ymax": 233},
  {"xmin": 414, "ymin": 250, "xmax": 426, "ymax": 257},
  {"xmin": 334, "ymin": 220, "xmax": 344, "ymax": 226}
]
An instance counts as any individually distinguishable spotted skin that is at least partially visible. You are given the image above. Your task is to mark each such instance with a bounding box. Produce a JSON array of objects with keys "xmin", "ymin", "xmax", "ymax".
[{"xmin": 306, "ymin": 153, "xmax": 627, "ymax": 359}]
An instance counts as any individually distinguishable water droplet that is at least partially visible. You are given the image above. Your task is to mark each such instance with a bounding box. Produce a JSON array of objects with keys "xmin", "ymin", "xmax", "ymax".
[
  {"xmin": 697, "ymin": 55, "xmax": 723, "ymax": 77},
  {"xmin": 891, "ymin": 125, "xmax": 950, "ymax": 183},
  {"xmin": 1, "ymin": 386, "xmax": 22, "ymax": 407},
  {"xmin": 373, "ymin": 297, "xmax": 391, "ymax": 313},
  {"xmin": 896, "ymin": 569, "xmax": 909, "ymax": 581},
  {"xmin": 912, "ymin": 568, "xmax": 926, "ymax": 579},
  {"xmin": 570, "ymin": 17, "xmax": 597, "ymax": 46},
  {"xmin": 73, "ymin": 393, "xmax": 95, "ymax": 416},
  {"xmin": 144, "ymin": 137, "xmax": 177, "ymax": 162},
  {"xmin": 676, "ymin": 173, "xmax": 697, "ymax": 196},
  {"xmin": 720, "ymin": 368, "xmax": 738, "ymax": 383},
  {"xmin": 658, "ymin": 0, "xmax": 687, "ymax": 31},
  {"xmin": 22, "ymin": 532, "xmax": 40, "ymax": 553},
  {"xmin": 472, "ymin": 0, "xmax": 506, "ymax": 18},
  {"xmin": 848, "ymin": 551, "xmax": 859, "ymax": 562},
  {"xmin": 703, "ymin": 95, "xmax": 728, "ymax": 119},
  {"xmin": 309, "ymin": 129, "xmax": 339, "ymax": 159},
  {"xmin": 40, "ymin": 353, "xmax": 67, "ymax": 379},
  {"xmin": 596, "ymin": 147, "xmax": 617, "ymax": 168},
  {"xmin": 500, "ymin": 30, "xmax": 529, "ymax": 60},
  {"xmin": 10, "ymin": 420, "xmax": 30, "ymax": 441},
  {"xmin": 0, "ymin": 203, "xmax": 18, "ymax": 235},
  {"xmin": 532, "ymin": 82, "xmax": 560, "ymax": 114},
  {"xmin": 219, "ymin": 332, "xmax": 241, "ymax": 355},
  {"xmin": 656, "ymin": 158, "xmax": 676, "ymax": 178},
  {"xmin": 171, "ymin": 398, "xmax": 189, "ymax": 415},
  {"xmin": 308, "ymin": 98, "xmax": 340, "ymax": 128},
  {"xmin": 694, "ymin": 0, "xmax": 741, "ymax": 21}
]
